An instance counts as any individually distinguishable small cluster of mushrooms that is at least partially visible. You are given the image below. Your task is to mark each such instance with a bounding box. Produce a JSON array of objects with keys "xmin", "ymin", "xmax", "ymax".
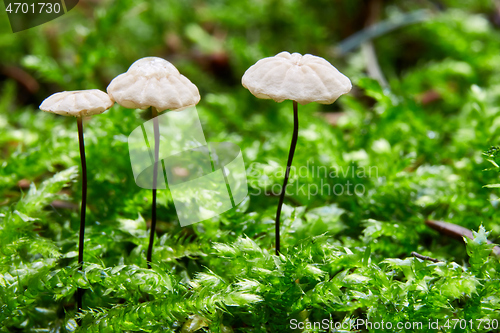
[
  {"xmin": 40, "ymin": 57, "xmax": 201, "ymax": 319},
  {"xmin": 39, "ymin": 52, "xmax": 350, "ymax": 319}
]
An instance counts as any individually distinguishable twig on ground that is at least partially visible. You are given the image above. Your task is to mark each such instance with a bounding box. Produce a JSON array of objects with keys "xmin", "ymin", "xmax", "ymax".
[
  {"xmin": 411, "ymin": 251, "xmax": 441, "ymax": 262},
  {"xmin": 335, "ymin": 10, "xmax": 432, "ymax": 55},
  {"xmin": 425, "ymin": 220, "xmax": 500, "ymax": 256}
]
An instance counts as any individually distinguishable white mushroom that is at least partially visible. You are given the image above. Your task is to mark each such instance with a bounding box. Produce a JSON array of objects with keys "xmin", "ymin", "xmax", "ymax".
[
  {"xmin": 39, "ymin": 88, "xmax": 114, "ymax": 317},
  {"xmin": 40, "ymin": 89, "xmax": 114, "ymax": 116},
  {"xmin": 107, "ymin": 56, "xmax": 200, "ymax": 268},
  {"xmin": 107, "ymin": 57, "xmax": 200, "ymax": 111},
  {"xmin": 241, "ymin": 51, "xmax": 351, "ymax": 255},
  {"xmin": 242, "ymin": 51, "xmax": 351, "ymax": 105}
]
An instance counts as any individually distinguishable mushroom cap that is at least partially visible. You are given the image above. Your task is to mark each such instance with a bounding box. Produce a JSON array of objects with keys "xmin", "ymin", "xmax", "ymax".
[
  {"xmin": 39, "ymin": 89, "xmax": 114, "ymax": 117},
  {"xmin": 242, "ymin": 51, "xmax": 352, "ymax": 105},
  {"xmin": 107, "ymin": 57, "xmax": 201, "ymax": 112}
]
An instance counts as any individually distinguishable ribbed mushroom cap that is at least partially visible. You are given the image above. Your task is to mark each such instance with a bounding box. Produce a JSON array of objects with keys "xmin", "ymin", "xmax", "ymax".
[
  {"xmin": 242, "ymin": 51, "xmax": 352, "ymax": 105},
  {"xmin": 107, "ymin": 57, "xmax": 200, "ymax": 112},
  {"xmin": 39, "ymin": 89, "xmax": 114, "ymax": 117}
]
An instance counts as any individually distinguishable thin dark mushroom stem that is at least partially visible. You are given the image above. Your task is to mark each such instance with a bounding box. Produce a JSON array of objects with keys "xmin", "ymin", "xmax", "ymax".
[
  {"xmin": 275, "ymin": 100, "xmax": 299, "ymax": 255},
  {"xmin": 147, "ymin": 107, "xmax": 160, "ymax": 268},
  {"xmin": 76, "ymin": 116, "xmax": 87, "ymax": 324}
]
